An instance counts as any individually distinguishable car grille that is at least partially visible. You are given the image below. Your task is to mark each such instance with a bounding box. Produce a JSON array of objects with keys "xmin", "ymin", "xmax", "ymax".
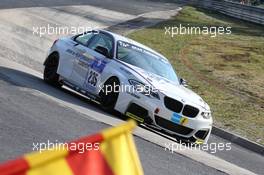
[
  {"xmin": 155, "ymin": 115, "xmax": 193, "ymax": 135},
  {"xmin": 164, "ymin": 96, "xmax": 200, "ymax": 118},
  {"xmin": 182, "ymin": 105, "xmax": 199, "ymax": 118},
  {"xmin": 164, "ymin": 96, "xmax": 183, "ymax": 113}
]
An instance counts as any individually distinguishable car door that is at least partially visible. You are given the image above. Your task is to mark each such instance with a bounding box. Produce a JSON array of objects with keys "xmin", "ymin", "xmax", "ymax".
[
  {"xmin": 57, "ymin": 32, "xmax": 94, "ymax": 80},
  {"xmin": 69, "ymin": 31, "xmax": 96, "ymax": 87},
  {"xmin": 82, "ymin": 32, "xmax": 114, "ymax": 93},
  {"xmin": 70, "ymin": 32, "xmax": 114, "ymax": 94}
]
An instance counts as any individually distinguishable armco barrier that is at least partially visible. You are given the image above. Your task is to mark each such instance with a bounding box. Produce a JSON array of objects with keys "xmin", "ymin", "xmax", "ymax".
[{"xmin": 180, "ymin": 0, "xmax": 264, "ymax": 25}]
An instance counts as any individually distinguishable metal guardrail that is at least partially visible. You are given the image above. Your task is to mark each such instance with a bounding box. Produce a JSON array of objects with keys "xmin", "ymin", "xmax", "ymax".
[{"xmin": 180, "ymin": 0, "xmax": 264, "ymax": 25}]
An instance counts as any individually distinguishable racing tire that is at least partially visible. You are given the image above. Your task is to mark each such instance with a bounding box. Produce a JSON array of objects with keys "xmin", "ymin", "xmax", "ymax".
[
  {"xmin": 99, "ymin": 77, "xmax": 119, "ymax": 112},
  {"xmin": 43, "ymin": 53, "xmax": 62, "ymax": 87}
]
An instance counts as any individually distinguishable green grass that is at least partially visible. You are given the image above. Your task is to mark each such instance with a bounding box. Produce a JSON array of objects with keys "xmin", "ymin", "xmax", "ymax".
[{"xmin": 128, "ymin": 6, "xmax": 264, "ymax": 144}]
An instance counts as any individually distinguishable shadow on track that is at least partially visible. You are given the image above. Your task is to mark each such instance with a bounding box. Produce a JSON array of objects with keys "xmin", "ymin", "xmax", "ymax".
[{"xmin": 0, "ymin": 66, "xmax": 190, "ymax": 145}]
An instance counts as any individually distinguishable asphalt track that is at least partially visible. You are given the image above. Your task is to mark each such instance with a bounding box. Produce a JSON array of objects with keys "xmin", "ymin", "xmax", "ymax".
[{"xmin": 0, "ymin": 1, "xmax": 263, "ymax": 175}]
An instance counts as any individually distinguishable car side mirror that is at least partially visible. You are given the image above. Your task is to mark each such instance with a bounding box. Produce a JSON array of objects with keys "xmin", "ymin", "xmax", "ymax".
[
  {"xmin": 94, "ymin": 46, "xmax": 110, "ymax": 58},
  {"xmin": 180, "ymin": 78, "xmax": 188, "ymax": 87}
]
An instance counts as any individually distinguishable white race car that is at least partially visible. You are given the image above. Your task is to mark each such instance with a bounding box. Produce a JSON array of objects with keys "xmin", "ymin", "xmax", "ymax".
[{"xmin": 43, "ymin": 30, "xmax": 213, "ymax": 144}]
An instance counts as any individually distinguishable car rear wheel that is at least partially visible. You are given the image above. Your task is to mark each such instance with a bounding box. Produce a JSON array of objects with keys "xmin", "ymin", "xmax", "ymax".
[
  {"xmin": 99, "ymin": 77, "xmax": 119, "ymax": 112},
  {"xmin": 43, "ymin": 53, "xmax": 62, "ymax": 87}
]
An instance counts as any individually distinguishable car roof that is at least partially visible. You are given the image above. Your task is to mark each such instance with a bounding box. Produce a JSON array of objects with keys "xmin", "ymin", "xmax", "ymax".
[{"xmin": 99, "ymin": 29, "xmax": 168, "ymax": 61}]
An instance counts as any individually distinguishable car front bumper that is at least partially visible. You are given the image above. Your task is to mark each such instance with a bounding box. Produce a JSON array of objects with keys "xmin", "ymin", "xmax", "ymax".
[{"xmin": 115, "ymin": 90, "xmax": 213, "ymax": 143}]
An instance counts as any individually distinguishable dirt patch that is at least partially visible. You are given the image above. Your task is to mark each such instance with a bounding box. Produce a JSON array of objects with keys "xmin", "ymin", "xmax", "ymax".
[{"xmin": 220, "ymin": 53, "xmax": 250, "ymax": 63}]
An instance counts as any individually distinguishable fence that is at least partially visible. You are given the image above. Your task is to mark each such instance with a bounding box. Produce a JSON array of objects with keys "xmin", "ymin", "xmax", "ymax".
[{"xmin": 180, "ymin": 0, "xmax": 264, "ymax": 25}]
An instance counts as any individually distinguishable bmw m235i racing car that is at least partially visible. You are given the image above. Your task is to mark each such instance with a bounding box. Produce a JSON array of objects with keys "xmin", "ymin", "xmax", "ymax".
[{"xmin": 43, "ymin": 30, "xmax": 213, "ymax": 143}]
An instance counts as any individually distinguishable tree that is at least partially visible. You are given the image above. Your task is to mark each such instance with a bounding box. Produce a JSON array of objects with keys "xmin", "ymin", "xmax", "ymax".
[{"xmin": 251, "ymin": 0, "xmax": 261, "ymax": 5}]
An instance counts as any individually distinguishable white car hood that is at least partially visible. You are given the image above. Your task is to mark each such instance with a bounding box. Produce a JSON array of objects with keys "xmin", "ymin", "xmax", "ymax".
[{"xmin": 125, "ymin": 63, "xmax": 210, "ymax": 110}]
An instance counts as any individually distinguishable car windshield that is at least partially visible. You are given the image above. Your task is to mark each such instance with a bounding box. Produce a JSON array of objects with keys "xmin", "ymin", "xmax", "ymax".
[{"xmin": 116, "ymin": 40, "xmax": 179, "ymax": 83}]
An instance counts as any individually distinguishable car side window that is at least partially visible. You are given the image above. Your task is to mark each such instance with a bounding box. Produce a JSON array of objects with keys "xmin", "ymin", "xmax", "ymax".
[
  {"xmin": 75, "ymin": 32, "xmax": 94, "ymax": 46},
  {"xmin": 88, "ymin": 33, "xmax": 113, "ymax": 57}
]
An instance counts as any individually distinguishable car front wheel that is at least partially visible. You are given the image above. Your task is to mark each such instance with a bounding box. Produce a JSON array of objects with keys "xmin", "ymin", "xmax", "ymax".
[
  {"xmin": 43, "ymin": 53, "xmax": 62, "ymax": 87},
  {"xmin": 99, "ymin": 77, "xmax": 119, "ymax": 112}
]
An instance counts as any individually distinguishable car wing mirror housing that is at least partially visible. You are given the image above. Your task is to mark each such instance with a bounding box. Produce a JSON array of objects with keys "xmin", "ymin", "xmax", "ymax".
[
  {"xmin": 95, "ymin": 46, "xmax": 110, "ymax": 58},
  {"xmin": 180, "ymin": 78, "xmax": 188, "ymax": 87}
]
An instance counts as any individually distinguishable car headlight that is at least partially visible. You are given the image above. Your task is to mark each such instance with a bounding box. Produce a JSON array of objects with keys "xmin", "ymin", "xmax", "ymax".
[
  {"xmin": 128, "ymin": 79, "xmax": 160, "ymax": 100},
  {"xmin": 201, "ymin": 111, "xmax": 211, "ymax": 119}
]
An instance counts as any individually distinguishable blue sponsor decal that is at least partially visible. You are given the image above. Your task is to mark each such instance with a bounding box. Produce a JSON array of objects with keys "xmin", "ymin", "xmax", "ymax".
[
  {"xmin": 171, "ymin": 112, "xmax": 182, "ymax": 124},
  {"xmin": 91, "ymin": 59, "xmax": 108, "ymax": 73}
]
